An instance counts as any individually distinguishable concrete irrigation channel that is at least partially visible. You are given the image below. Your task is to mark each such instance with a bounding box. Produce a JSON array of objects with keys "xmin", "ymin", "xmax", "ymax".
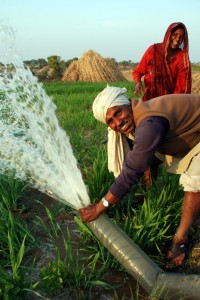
[{"xmin": 88, "ymin": 214, "xmax": 200, "ymax": 300}]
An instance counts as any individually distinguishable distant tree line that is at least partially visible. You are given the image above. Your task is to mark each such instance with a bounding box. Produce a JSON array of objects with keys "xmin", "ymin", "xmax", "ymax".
[
  {"xmin": 23, "ymin": 56, "xmax": 79, "ymax": 69},
  {"xmin": 0, "ymin": 56, "xmax": 138, "ymax": 68},
  {"xmin": 22, "ymin": 57, "xmax": 137, "ymax": 69},
  {"xmin": 0, "ymin": 55, "xmax": 200, "ymax": 68},
  {"xmin": 1, "ymin": 55, "xmax": 200, "ymax": 69},
  {"xmin": 1, "ymin": 55, "xmax": 199, "ymax": 82}
]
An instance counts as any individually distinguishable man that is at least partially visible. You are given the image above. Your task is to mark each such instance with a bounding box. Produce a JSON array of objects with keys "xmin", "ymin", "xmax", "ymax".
[{"xmin": 79, "ymin": 85, "xmax": 200, "ymax": 268}]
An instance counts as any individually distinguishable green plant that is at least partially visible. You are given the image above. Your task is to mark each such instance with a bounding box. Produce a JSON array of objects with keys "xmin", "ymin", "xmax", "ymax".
[
  {"xmin": 84, "ymin": 149, "xmax": 114, "ymax": 202},
  {"xmin": 33, "ymin": 201, "xmax": 61, "ymax": 239},
  {"xmin": 0, "ymin": 231, "xmax": 39, "ymax": 300},
  {"xmin": 8, "ymin": 231, "xmax": 26, "ymax": 280},
  {"xmin": 0, "ymin": 265, "xmax": 31, "ymax": 300},
  {"xmin": 39, "ymin": 228, "xmax": 113, "ymax": 294},
  {"xmin": 118, "ymin": 172, "xmax": 183, "ymax": 263},
  {"xmin": 0, "ymin": 209, "xmax": 35, "ymax": 263},
  {"xmin": 0, "ymin": 175, "xmax": 29, "ymax": 211}
]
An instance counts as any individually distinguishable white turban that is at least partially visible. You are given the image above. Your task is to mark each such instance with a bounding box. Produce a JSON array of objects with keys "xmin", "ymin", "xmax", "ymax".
[
  {"xmin": 92, "ymin": 85, "xmax": 130, "ymax": 124},
  {"xmin": 92, "ymin": 85, "xmax": 132, "ymax": 177}
]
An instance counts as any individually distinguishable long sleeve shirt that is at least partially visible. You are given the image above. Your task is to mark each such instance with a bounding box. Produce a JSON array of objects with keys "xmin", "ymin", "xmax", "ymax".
[
  {"xmin": 110, "ymin": 93, "xmax": 200, "ymax": 199},
  {"xmin": 132, "ymin": 45, "xmax": 191, "ymax": 101},
  {"xmin": 110, "ymin": 116, "xmax": 169, "ymax": 199}
]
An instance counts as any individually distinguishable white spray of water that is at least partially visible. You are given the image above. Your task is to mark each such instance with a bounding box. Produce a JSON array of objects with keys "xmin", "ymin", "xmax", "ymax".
[{"xmin": 0, "ymin": 22, "xmax": 90, "ymax": 209}]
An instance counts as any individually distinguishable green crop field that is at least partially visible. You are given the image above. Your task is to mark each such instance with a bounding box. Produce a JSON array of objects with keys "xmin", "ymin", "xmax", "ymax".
[{"xmin": 0, "ymin": 81, "xmax": 199, "ymax": 300}]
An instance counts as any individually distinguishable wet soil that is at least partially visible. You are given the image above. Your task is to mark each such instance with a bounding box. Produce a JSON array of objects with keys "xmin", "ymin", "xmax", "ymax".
[
  {"xmin": 14, "ymin": 188, "xmax": 200, "ymax": 299},
  {"xmin": 15, "ymin": 189, "xmax": 150, "ymax": 300}
]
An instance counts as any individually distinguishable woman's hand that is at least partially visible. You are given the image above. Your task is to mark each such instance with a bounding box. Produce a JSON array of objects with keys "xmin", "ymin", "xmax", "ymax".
[
  {"xmin": 134, "ymin": 81, "xmax": 143, "ymax": 98},
  {"xmin": 78, "ymin": 201, "xmax": 106, "ymax": 222}
]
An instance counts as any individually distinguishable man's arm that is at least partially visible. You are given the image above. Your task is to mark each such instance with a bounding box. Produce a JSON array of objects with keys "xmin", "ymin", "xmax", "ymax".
[
  {"xmin": 110, "ymin": 116, "xmax": 169, "ymax": 199},
  {"xmin": 79, "ymin": 116, "xmax": 169, "ymax": 222}
]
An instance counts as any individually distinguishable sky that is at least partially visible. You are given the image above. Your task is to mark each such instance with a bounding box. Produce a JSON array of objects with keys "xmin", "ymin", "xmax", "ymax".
[{"xmin": 1, "ymin": 0, "xmax": 200, "ymax": 63}]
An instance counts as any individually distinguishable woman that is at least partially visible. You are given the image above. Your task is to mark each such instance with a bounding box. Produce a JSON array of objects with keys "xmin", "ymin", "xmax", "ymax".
[{"xmin": 132, "ymin": 22, "xmax": 191, "ymax": 101}]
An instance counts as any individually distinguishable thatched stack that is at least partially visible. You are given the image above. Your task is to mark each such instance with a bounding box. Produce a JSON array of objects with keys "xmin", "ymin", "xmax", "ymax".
[
  {"xmin": 62, "ymin": 50, "xmax": 128, "ymax": 82},
  {"xmin": 192, "ymin": 72, "xmax": 200, "ymax": 94}
]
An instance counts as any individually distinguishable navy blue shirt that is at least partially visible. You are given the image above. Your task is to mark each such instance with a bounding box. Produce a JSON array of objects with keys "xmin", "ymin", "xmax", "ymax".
[{"xmin": 110, "ymin": 116, "xmax": 169, "ymax": 199}]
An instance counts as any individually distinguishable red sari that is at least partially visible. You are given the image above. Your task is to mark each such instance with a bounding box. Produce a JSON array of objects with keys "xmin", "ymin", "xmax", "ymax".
[{"xmin": 132, "ymin": 22, "xmax": 191, "ymax": 101}]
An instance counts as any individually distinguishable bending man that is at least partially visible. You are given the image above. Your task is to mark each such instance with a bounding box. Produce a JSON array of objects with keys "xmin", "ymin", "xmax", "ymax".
[{"xmin": 79, "ymin": 85, "xmax": 200, "ymax": 269}]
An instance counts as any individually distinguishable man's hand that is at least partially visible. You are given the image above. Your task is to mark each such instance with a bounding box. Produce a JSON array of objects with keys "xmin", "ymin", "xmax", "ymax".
[{"xmin": 78, "ymin": 201, "xmax": 106, "ymax": 222}]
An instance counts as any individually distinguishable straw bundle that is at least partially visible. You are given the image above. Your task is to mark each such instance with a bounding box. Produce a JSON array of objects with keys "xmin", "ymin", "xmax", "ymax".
[
  {"xmin": 62, "ymin": 50, "xmax": 127, "ymax": 82},
  {"xmin": 192, "ymin": 72, "xmax": 200, "ymax": 94}
]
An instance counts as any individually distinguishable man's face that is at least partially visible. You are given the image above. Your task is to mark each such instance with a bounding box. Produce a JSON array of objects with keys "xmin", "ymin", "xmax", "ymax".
[{"xmin": 106, "ymin": 105, "xmax": 135, "ymax": 134}]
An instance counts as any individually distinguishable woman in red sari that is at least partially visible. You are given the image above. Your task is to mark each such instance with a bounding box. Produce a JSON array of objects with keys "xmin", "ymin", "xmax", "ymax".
[{"xmin": 132, "ymin": 22, "xmax": 191, "ymax": 101}]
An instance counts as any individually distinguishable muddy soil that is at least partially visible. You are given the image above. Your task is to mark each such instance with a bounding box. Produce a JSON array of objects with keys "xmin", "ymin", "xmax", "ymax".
[
  {"xmin": 15, "ymin": 187, "xmax": 200, "ymax": 300},
  {"xmin": 17, "ymin": 189, "xmax": 150, "ymax": 300}
]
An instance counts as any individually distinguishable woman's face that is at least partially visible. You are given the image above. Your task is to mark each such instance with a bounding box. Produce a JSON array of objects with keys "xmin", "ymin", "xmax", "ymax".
[
  {"xmin": 106, "ymin": 105, "xmax": 135, "ymax": 134},
  {"xmin": 170, "ymin": 28, "xmax": 185, "ymax": 49}
]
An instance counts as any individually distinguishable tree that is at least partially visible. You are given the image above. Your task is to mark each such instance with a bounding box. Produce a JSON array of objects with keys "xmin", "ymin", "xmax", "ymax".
[
  {"xmin": 47, "ymin": 55, "xmax": 65, "ymax": 79},
  {"xmin": 37, "ymin": 58, "xmax": 48, "ymax": 67},
  {"xmin": 65, "ymin": 57, "xmax": 78, "ymax": 68}
]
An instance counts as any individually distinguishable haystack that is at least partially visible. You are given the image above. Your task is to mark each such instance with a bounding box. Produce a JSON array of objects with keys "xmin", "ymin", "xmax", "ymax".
[
  {"xmin": 62, "ymin": 50, "xmax": 127, "ymax": 82},
  {"xmin": 192, "ymin": 72, "xmax": 200, "ymax": 94}
]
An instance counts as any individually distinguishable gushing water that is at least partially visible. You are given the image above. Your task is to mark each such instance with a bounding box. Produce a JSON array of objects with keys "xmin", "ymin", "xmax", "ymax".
[{"xmin": 0, "ymin": 22, "xmax": 90, "ymax": 209}]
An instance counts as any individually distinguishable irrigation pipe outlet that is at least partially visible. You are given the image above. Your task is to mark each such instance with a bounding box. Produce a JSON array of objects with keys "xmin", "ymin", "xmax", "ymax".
[{"xmin": 87, "ymin": 214, "xmax": 200, "ymax": 300}]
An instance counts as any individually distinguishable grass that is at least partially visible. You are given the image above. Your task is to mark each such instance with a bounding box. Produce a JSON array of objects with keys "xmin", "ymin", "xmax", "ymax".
[
  {"xmin": 191, "ymin": 64, "xmax": 200, "ymax": 72},
  {"xmin": 0, "ymin": 80, "xmax": 199, "ymax": 299}
]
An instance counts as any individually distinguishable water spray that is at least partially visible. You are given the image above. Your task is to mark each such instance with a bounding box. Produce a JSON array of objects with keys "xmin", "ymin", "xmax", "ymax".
[{"xmin": 0, "ymin": 22, "xmax": 90, "ymax": 209}]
